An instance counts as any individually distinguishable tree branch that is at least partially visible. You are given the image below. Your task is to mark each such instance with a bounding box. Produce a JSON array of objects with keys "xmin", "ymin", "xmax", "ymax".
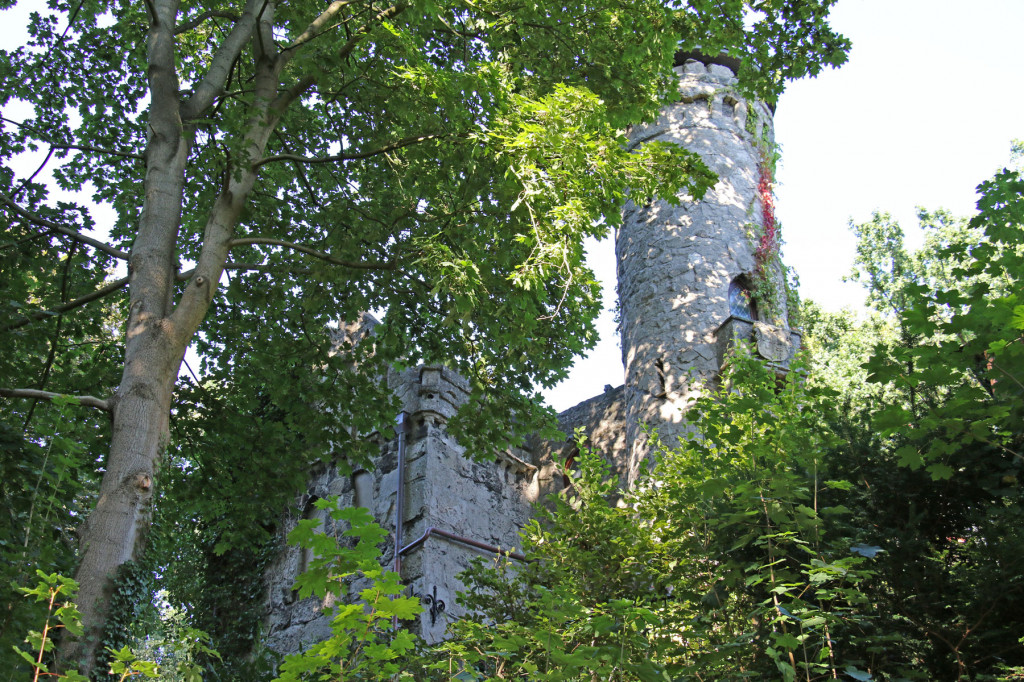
[
  {"xmin": 269, "ymin": 2, "xmax": 409, "ymax": 114},
  {"xmin": 228, "ymin": 237, "xmax": 395, "ymax": 270},
  {"xmin": 282, "ymin": 0, "xmax": 355, "ymax": 52},
  {"xmin": 0, "ymin": 388, "xmax": 112, "ymax": 412},
  {"xmin": 181, "ymin": 0, "xmax": 263, "ymax": 120},
  {"xmin": 270, "ymin": 131, "xmax": 325, "ymax": 208},
  {"xmin": 52, "ymin": 142, "xmax": 144, "ymax": 161},
  {"xmin": 337, "ymin": 3, "xmax": 407, "ymax": 62},
  {"xmin": 24, "ymin": 242, "xmax": 79, "ymax": 427},
  {"xmin": 174, "ymin": 10, "xmax": 241, "ymax": 35},
  {"xmin": 0, "ymin": 116, "xmax": 141, "ymax": 161},
  {"xmin": 0, "ymin": 193, "xmax": 130, "ymax": 260},
  {"xmin": 3, "ymin": 277, "xmax": 129, "ymax": 332},
  {"xmin": 178, "ymin": 262, "xmax": 312, "ymax": 277},
  {"xmin": 227, "ymin": 262, "xmax": 313, "ymax": 274},
  {"xmin": 254, "ymin": 133, "xmax": 442, "ymax": 168}
]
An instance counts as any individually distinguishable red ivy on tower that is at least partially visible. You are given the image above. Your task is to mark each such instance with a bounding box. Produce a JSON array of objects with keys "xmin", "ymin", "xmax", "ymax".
[{"xmin": 754, "ymin": 155, "xmax": 778, "ymax": 278}]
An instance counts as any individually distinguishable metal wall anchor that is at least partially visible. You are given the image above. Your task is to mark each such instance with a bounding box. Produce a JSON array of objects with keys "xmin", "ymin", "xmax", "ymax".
[{"xmin": 421, "ymin": 585, "xmax": 446, "ymax": 626}]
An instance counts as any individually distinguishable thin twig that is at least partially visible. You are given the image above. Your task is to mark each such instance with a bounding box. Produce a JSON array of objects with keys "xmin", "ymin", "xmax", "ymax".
[
  {"xmin": 177, "ymin": 262, "xmax": 312, "ymax": 278},
  {"xmin": 24, "ymin": 243, "xmax": 78, "ymax": 427},
  {"xmin": 338, "ymin": 3, "xmax": 407, "ymax": 61},
  {"xmin": 228, "ymin": 237, "xmax": 395, "ymax": 270},
  {"xmin": 51, "ymin": 142, "xmax": 144, "ymax": 161},
  {"xmin": 13, "ymin": 146, "xmax": 56, "ymax": 200},
  {"xmin": 990, "ymin": 357, "xmax": 1024, "ymax": 393},
  {"xmin": 0, "ymin": 117, "xmax": 140, "ymax": 161},
  {"xmin": 253, "ymin": 133, "xmax": 440, "ymax": 168},
  {"xmin": 3, "ymin": 277, "xmax": 129, "ymax": 332}
]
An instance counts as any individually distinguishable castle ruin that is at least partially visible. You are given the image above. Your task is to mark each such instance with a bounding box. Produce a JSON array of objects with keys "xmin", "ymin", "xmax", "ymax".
[{"xmin": 263, "ymin": 54, "xmax": 800, "ymax": 650}]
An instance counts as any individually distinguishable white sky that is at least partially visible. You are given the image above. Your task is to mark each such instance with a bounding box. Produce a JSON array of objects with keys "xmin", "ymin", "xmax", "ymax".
[{"xmin": 542, "ymin": 0, "xmax": 1024, "ymax": 411}]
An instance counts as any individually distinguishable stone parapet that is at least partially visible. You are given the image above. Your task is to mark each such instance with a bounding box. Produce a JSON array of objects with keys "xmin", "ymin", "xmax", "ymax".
[
  {"xmin": 264, "ymin": 361, "xmax": 543, "ymax": 652},
  {"xmin": 556, "ymin": 385, "xmax": 629, "ymax": 485}
]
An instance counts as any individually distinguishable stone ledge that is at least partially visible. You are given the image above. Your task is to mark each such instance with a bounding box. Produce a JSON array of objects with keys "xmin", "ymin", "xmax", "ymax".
[
  {"xmin": 497, "ymin": 447, "xmax": 537, "ymax": 477},
  {"xmin": 714, "ymin": 316, "xmax": 802, "ymax": 373}
]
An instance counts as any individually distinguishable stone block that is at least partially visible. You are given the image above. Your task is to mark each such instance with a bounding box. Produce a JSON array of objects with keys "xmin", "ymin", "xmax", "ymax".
[
  {"xmin": 708, "ymin": 63, "xmax": 736, "ymax": 79},
  {"xmin": 714, "ymin": 317, "xmax": 802, "ymax": 372}
]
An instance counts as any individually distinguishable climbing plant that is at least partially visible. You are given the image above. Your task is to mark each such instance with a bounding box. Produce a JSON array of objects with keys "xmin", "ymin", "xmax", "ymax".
[{"xmin": 750, "ymin": 140, "xmax": 789, "ymax": 323}]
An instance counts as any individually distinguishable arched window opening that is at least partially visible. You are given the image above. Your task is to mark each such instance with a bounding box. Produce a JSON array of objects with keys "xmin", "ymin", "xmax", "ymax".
[
  {"xmin": 352, "ymin": 470, "xmax": 373, "ymax": 510},
  {"xmin": 298, "ymin": 495, "xmax": 324, "ymax": 577},
  {"xmin": 561, "ymin": 445, "xmax": 580, "ymax": 489},
  {"xmin": 729, "ymin": 278, "xmax": 757, "ymax": 321}
]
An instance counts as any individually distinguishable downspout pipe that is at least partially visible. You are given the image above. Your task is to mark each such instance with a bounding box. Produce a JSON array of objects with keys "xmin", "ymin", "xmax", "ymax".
[{"xmin": 393, "ymin": 411, "xmax": 411, "ymax": 577}]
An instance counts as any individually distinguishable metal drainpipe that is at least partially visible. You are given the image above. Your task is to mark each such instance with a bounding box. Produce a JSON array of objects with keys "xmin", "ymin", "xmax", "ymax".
[
  {"xmin": 393, "ymin": 411, "xmax": 410, "ymax": 577},
  {"xmin": 400, "ymin": 526, "xmax": 528, "ymax": 563}
]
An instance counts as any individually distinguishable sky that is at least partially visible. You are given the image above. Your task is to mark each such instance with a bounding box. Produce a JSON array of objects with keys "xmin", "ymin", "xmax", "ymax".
[{"xmin": 541, "ymin": 0, "xmax": 1024, "ymax": 412}]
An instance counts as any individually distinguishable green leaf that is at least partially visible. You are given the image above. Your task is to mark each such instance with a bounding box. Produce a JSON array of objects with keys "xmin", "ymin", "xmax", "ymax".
[
  {"xmin": 895, "ymin": 445, "xmax": 924, "ymax": 470},
  {"xmin": 1012, "ymin": 305, "xmax": 1024, "ymax": 330},
  {"xmin": 926, "ymin": 463, "xmax": 955, "ymax": 480}
]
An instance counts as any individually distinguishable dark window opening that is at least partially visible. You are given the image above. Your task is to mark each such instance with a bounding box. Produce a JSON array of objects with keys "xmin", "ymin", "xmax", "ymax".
[
  {"xmin": 298, "ymin": 496, "xmax": 324, "ymax": 577},
  {"xmin": 656, "ymin": 358, "xmax": 669, "ymax": 398},
  {"xmin": 729, "ymin": 278, "xmax": 757, "ymax": 320}
]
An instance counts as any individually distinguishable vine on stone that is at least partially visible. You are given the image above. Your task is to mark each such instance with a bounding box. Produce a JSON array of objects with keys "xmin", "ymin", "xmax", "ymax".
[{"xmin": 751, "ymin": 144, "xmax": 786, "ymax": 323}]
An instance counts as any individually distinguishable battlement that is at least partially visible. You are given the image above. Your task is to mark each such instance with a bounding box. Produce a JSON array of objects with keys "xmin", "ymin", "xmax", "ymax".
[{"xmin": 390, "ymin": 365, "xmax": 470, "ymax": 424}]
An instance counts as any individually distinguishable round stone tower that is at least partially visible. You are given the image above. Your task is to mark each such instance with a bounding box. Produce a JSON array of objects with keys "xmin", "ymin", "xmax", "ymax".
[{"xmin": 616, "ymin": 55, "xmax": 790, "ymax": 485}]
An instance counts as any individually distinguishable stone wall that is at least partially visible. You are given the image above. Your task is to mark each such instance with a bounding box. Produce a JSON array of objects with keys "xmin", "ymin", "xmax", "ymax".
[
  {"xmin": 264, "ymin": 364, "xmax": 556, "ymax": 650},
  {"xmin": 263, "ymin": 57, "xmax": 802, "ymax": 659},
  {"xmin": 528, "ymin": 382, "xmax": 630, "ymax": 483},
  {"xmin": 393, "ymin": 365, "xmax": 544, "ymax": 642}
]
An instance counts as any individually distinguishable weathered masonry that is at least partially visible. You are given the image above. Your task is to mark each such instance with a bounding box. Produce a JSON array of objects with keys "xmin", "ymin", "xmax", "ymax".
[{"xmin": 263, "ymin": 54, "xmax": 801, "ymax": 650}]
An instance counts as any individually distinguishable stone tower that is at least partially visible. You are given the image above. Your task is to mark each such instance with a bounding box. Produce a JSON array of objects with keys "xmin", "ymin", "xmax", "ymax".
[{"xmin": 615, "ymin": 54, "xmax": 795, "ymax": 485}]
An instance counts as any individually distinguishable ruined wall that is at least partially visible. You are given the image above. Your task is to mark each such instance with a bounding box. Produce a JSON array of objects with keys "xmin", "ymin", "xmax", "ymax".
[
  {"xmin": 264, "ymin": 365, "xmax": 558, "ymax": 650},
  {"xmin": 616, "ymin": 57, "xmax": 782, "ymax": 486},
  {"xmin": 389, "ymin": 366, "xmax": 547, "ymax": 642},
  {"xmin": 547, "ymin": 384, "xmax": 629, "ymax": 486},
  {"xmin": 262, "ymin": 438, "xmax": 396, "ymax": 653}
]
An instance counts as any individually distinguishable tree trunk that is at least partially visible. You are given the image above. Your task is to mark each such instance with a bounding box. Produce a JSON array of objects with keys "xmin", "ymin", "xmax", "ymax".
[
  {"xmin": 58, "ymin": 0, "xmax": 290, "ymax": 671},
  {"xmin": 62, "ymin": 332, "xmax": 183, "ymax": 673},
  {"xmin": 60, "ymin": 2, "xmax": 192, "ymax": 668}
]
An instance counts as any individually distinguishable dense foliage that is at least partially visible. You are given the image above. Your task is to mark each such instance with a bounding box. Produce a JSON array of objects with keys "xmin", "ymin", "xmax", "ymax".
[
  {"xmin": 27, "ymin": 0, "xmax": 1021, "ymax": 680},
  {"xmin": 427, "ymin": 350, "xmax": 878, "ymax": 681},
  {"xmin": 273, "ymin": 348, "xmax": 879, "ymax": 681},
  {"xmin": 7, "ymin": 164, "xmax": 1024, "ymax": 680},
  {"xmin": 269, "ymin": 166, "xmax": 1024, "ymax": 682},
  {"xmin": 801, "ymin": 181, "xmax": 1024, "ymax": 679}
]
